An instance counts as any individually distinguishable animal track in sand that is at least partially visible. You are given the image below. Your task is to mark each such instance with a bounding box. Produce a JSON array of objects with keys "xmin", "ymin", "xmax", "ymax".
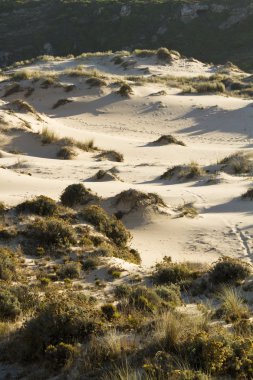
[{"xmin": 229, "ymin": 224, "xmax": 252, "ymax": 259}]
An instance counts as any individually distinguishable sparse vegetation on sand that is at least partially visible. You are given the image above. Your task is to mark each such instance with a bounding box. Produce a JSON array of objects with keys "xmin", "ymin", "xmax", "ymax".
[
  {"xmin": 157, "ymin": 47, "xmax": 173, "ymax": 62},
  {"xmin": 209, "ymin": 256, "xmax": 251, "ymax": 285},
  {"xmin": 161, "ymin": 162, "xmax": 206, "ymax": 181},
  {"xmin": 242, "ymin": 188, "xmax": 253, "ymax": 200},
  {"xmin": 57, "ymin": 145, "xmax": 77, "ymax": 160},
  {"xmin": 61, "ymin": 183, "xmax": 100, "ymax": 208},
  {"xmin": 40, "ymin": 127, "xmax": 58, "ymax": 144},
  {"xmin": 86, "ymin": 77, "xmax": 106, "ymax": 87},
  {"xmin": 97, "ymin": 150, "xmax": 124, "ymax": 162},
  {"xmin": 52, "ymin": 98, "xmax": 73, "ymax": 109},
  {"xmin": 113, "ymin": 189, "xmax": 166, "ymax": 215},
  {"xmin": 219, "ymin": 152, "xmax": 253, "ymax": 175},
  {"xmin": 117, "ymin": 83, "xmax": 133, "ymax": 97},
  {"xmin": 16, "ymin": 195, "xmax": 58, "ymax": 216},
  {"xmin": 152, "ymin": 134, "xmax": 185, "ymax": 146}
]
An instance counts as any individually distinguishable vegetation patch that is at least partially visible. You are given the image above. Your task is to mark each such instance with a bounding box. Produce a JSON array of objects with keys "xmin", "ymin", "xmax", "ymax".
[
  {"xmin": 242, "ymin": 188, "xmax": 253, "ymax": 200},
  {"xmin": 57, "ymin": 145, "xmax": 77, "ymax": 160},
  {"xmin": 61, "ymin": 183, "xmax": 100, "ymax": 208},
  {"xmin": 209, "ymin": 256, "xmax": 251, "ymax": 285},
  {"xmin": 152, "ymin": 134, "xmax": 185, "ymax": 146},
  {"xmin": 96, "ymin": 150, "xmax": 124, "ymax": 162},
  {"xmin": 161, "ymin": 162, "xmax": 206, "ymax": 181},
  {"xmin": 16, "ymin": 195, "xmax": 58, "ymax": 216},
  {"xmin": 52, "ymin": 98, "xmax": 73, "ymax": 109}
]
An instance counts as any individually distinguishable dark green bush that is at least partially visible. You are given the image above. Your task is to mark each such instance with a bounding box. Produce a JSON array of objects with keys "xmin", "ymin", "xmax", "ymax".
[
  {"xmin": 80, "ymin": 205, "xmax": 131, "ymax": 247},
  {"xmin": 60, "ymin": 184, "xmax": 100, "ymax": 208},
  {"xmin": 26, "ymin": 217, "xmax": 77, "ymax": 250},
  {"xmin": 209, "ymin": 257, "xmax": 251, "ymax": 285},
  {"xmin": 155, "ymin": 284, "xmax": 182, "ymax": 308},
  {"xmin": 45, "ymin": 342, "xmax": 79, "ymax": 370},
  {"xmin": 101, "ymin": 303, "xmax": 118, "ymax": 320},
  {"xmin": 157, "ymin": 47, "xmax": 172, "ymax": 62},
  {"xmin": 0, "ymin": 247, "xmax": 18, "ymax": 281},
  {"xmin": 242, "ymin": 188, "xmax": 253, "ymax": 200},
  {"xmin": 16, "ymin": 296, "xmax": 101, "ymax": 361},
  {"xmin": 154, "ymin": 257, "xmax": 203, "ymax": 286},
  {"xmin": 57, "ymin": 262, "xmax": 81, "ymax": 279},
  {"xmin": 16, "ymin": 195, "xmax": 58, "ymax": 216},
  {"xmin": 0, "ymin": 288, "xmax": 21, "ymax": 321}
]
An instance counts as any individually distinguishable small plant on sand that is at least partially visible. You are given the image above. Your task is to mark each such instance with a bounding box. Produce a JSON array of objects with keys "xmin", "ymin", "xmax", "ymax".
[
  {"xmin": 157, "ymin": 47, "xmax": 173, "ymax": 62},
  {"xmin": 242, "ymin": 188, "xmax": 253, "ymax": 200},
  {"xmin": 41, "ymin": 127, "xmax": 58, "ymax": 144},
  {"xmin": 215, "ymin": 286, "xmax": 249, "ymax": 322},
  {"xmin": 96, "ymin": 150, "xmax": 124, "ymax": 162},
  {"xmin": 3, "ymin": 83, "xmax": 21, "ymax": 97},
  {"xmin": 117, "ymin": 83, "xmax": 133, "ymax": 97},
  {"xmin": 53, "ymin": 98, "xmax": 73, "ymax": 109},
  {"xmin": 45, "ymin": 342, "xmax": 80, "ymax": 370},
  {"xmin": 61, "ymin": 184, "xmax": 100, "ymax": 208},
  {"xmin": 176, "ymin": 202, "xmax": 198, "ymax": 218},
  {"xmin": 16, "ymin": 195, "xmax": 58, "ymax": 216},
  {"xmin": 26, "ymin": 217, "xmax": 77, "ymax": 250},
  {"xmin": 152, "ymin": 135, "xmax": 185, "ymax": 146},
  {"xmin": 219, "ymin": 152, "xmax": 253, "ymax": 175},
  {"xmin": 161, "ymin": 162, "xmax": 205, "ymax": 181},
  {"xmin": 209, "ymin": 256, "xmax": 251, "ymax": 285},
  {"xmin": 57, "ymin": 146, "xmax": 77, "ymax": 160},
  {"xmin": 86, "ymin": 77, "xmax": 106, "ymax": 87}
]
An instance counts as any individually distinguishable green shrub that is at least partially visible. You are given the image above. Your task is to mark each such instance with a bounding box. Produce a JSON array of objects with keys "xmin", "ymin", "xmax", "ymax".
[
  {"xmin": 16, "ymin": 195, "xmax": 58, "ymax": 216},
  {"xmin": 16, "ymin": 296, "xmax": 101, "ymax": 361},
  {"xmin": 82, "ymin": 257, "xmax": 99, "ymax": 271},
  {"xmin": 126, "ymin": 285, "xmax": 163, "ymax": 313},
  {"xmin": 157, "ymin": 47, "xmax": 172, "ymax": 62},
  {"xmin": 61, "ymin": 183, "xmax": 100, "ymax": 208},
  {"xmin": 45, "ymin": 342, "xmax": 79, "ymax": 370},
  {"xmin": 155, "ymin": 284, "xmax": 182, "ymax": 308},
  {"xmin": 57, "ymin": 262, "xmax": 81, "ymax": 279},
  {"xmin": 0, "ymin": 288, "xmax": 21, "ymax": 321},
  {"xmin": 101, "ymin": 304, "xmax": 118, "ymax": 320},
  {"xmin": 26, "ymin": 217, "xmax": 77, "ymax": 250},
  {"xmin": 80, "ymin": 205, "xmax": 131, "ymax": 247},
  {"xmin": 186, "ymin": 331, "xmax": 232, "ymax": 375},
  {"xmin": 153, "ymin": 135, "xmax": 185, "ymax": 146},
  {"xmin": 209, "ymin": 257, "xmax": 251, "ymax": 285},
  {"xmin": 0, "ymin": 247, "xmax": 18, "ymax": 281},
  {"xmin": 154, "ymin": 257, "xmax": 203, "ymax": 287}
]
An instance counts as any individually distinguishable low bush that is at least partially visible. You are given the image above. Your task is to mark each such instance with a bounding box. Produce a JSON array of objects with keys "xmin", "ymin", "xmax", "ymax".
[
  {"xmin": 161, "ymin": 162, "xmax": 205, "ymax": 181},
  {"xmin": 154, "ymin": 257, "xmax": 204, "ymax": 287},
  {"xmin": 117, "ymin": 84, "xmax": 133, "ymax": 97},
  {"xmin": 101, "ymin": 304, "xmax": 118, "ymax": 320},
  {"xmin": 80, "ymin": 205, "xmax": 131, "ymax": 247},
  {"xmin": 26, "ymin": 217, "xmax": 77, "ymax": 250},
  {"xmin": 61, "ymin": 184, "xmax": 100, "ymax": 208},
  {"xmin": 57, "ymin": 262, "xmax": 81, "ymax": 279},
  {"xmin": 97, "ymin": 150, "xmax": 124, "ymax": 162},
  {"xmin": 157, "ymin": 47, "xmax": 173, "ymax": 62},
  {"xmin": 0, "ymin": 288, "xmax": 21, "ymax": 321},
  {"xmin": 209, "ymin": 256, "xmax": 251, "ymax": 285},
  {"xmin": 45, "ymin": 342, "xmax": 80, "ymax": 370},
  {"xmin": 16, "ymin": 195, "xmax": 58, "ymax": 216},
  {"xmin": 0, "ymin": 247, "xmax": 18, "ymax": 281},
  {"xmin": 41, "ymin": 127, "xmax": 58, "ymax": 144},
  {"xmin": 155, "ymin": 284, "xmax": 182, "ymax": 308},
  {"xmin": 15, "ymin": 296, "xmax": 101, "ymax": 361}
]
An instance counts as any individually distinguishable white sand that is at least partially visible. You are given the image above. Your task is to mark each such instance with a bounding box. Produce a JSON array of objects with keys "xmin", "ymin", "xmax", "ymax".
[{"xmin": 0, "ymin": 53, "xmax": 252, "ymax": 267}]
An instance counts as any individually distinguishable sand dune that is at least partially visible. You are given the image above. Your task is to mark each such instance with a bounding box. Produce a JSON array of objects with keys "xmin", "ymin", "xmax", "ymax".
[{"xmin": 0, "ymin": 52, "xmax": 252, "ymax": 267}]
